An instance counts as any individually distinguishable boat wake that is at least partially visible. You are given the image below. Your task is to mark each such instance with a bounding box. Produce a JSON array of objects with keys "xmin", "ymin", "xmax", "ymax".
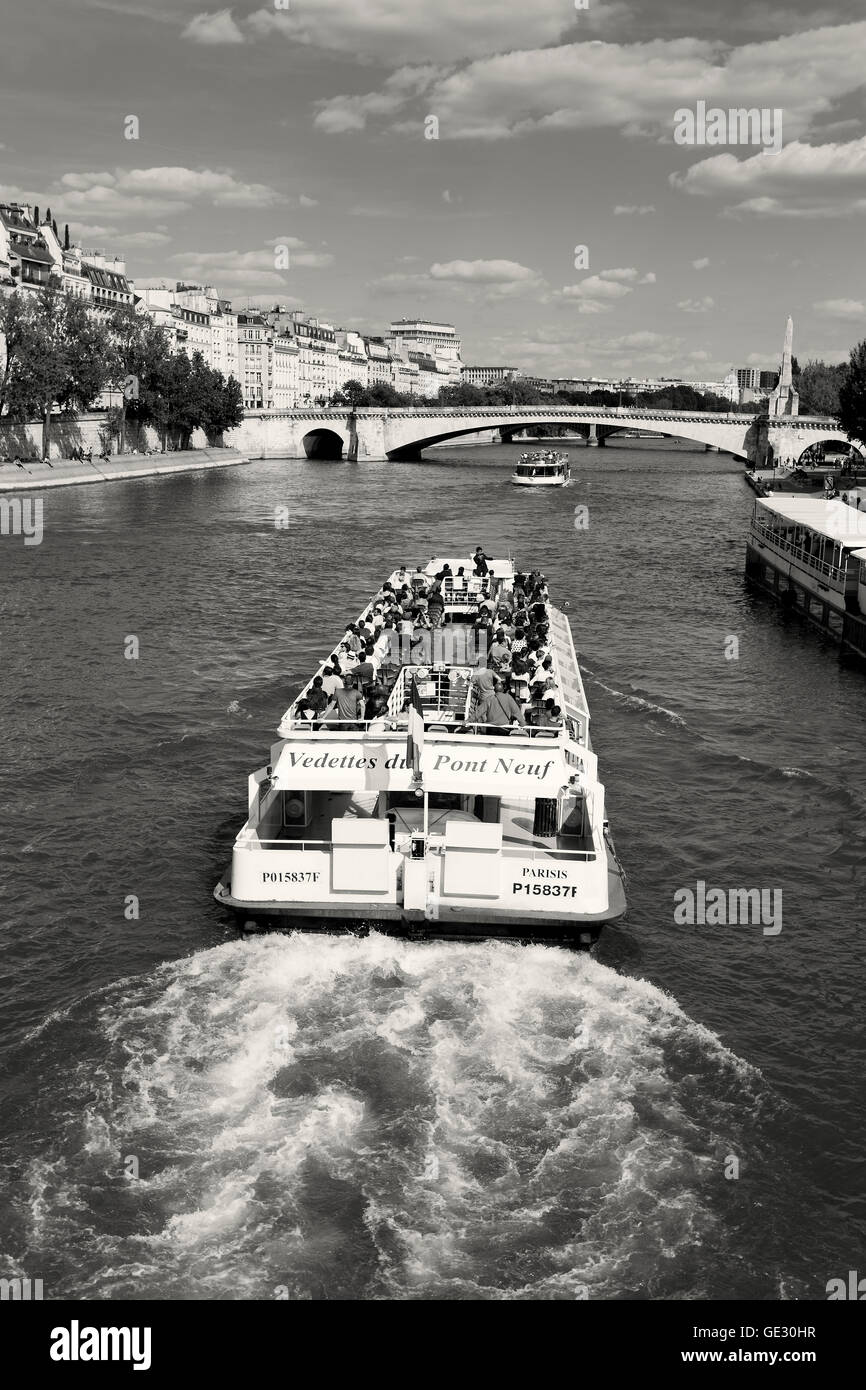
[
  {"xmin": 588, "ymin": 677, "xmax": 687, "ymax": 728},
  {"xmin": 0, "ymin": 933, "xmax": 804, "ymax": 1301}
]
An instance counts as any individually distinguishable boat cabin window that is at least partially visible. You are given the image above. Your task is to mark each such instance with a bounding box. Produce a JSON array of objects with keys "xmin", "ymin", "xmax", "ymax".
[{"xmin": 387, "ymin": 790, "xmax": 465, "ymax": 812}]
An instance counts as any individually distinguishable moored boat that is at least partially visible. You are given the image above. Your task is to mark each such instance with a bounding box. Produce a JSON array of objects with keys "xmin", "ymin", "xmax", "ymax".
[
  {"xmin": 511, "ymin": 451, "xmax": 571, "ymax": 487},
  {"xmin": 214, "ymin": 555, "xmax": 626, "ymax": 946},
  {"xmin": 745, "ymin": 495, "xmax": 866, "ymax": 657}
]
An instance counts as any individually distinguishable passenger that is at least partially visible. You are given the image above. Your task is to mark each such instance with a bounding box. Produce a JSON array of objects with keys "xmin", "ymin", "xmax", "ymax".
[
  {"xmin": 536, "ymin": 702, "xmax": 563, "ymax": 729},
  {"xmin": 488, "ymin": 630, "xmax": 510, "ymax": 672},
  {"xmin": 365, "ymin": 683, "xmax": 388, "ymax": 719},
  {"xmin": 300, "ymin": 676, "xmax": 329, "ymax": 722},
  {"xmin": 411, "ymin": 626, "xmax": 432, "ymax": 664},
  {"xmin": 367, "ymin": 698, "xmax": 389, "ymax": 734},
  {"xmin": 321, "ymin": 665, "xmax": 343, "ymax": 697},
  {"xmin": 477, "ymin": 676, "xmax": 525, "ymax": 732},
  {"xmin": 343, "ymin": 624, "xmax": 362, "ymax": 654},
  {"xmin": 327, "ymin": 678, "xmax": 366, "ymax": 729},
  {"xmin": 354, "ymin": 653, "xmax": 375, "ymax": 689},
  {"xmin": 473, "ymin": 546, "xmax": 490, "ymax": 577},
  {"xmin": 427, "ymin": 583, "xmax": 445, "ymax": 628}
]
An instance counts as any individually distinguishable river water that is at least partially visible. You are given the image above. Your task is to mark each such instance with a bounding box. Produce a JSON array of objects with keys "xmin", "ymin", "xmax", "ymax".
[{"xmin": 1, "ymin": 438, "xmax": 863, "ymax": 1301}]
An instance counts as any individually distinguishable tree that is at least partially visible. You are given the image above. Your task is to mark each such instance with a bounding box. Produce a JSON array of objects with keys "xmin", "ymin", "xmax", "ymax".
[
  {"xmin": 6, "ymin": 287, "xmax": 113, "ymax": 455},
  {"xmin": 105, "ymin": 304, "xmax": 170, "ymax": 452},
  {"xmin": 337, "ymin": 379, "xmax": 369, "ymax": 408},
  {"xmin": 838, "ymin": 341, "xmax": 866, "ymax": 446},
  {"xmin": 63, "ymin": 224, "xmax": 70, "ymax": 250},
  {"xmin": 0, "ymin": 291, "xmax": 37, "ymax": 420},
  {"xmin": 796, "ymin": 359, "xmax": 845, "ymax": 417}
]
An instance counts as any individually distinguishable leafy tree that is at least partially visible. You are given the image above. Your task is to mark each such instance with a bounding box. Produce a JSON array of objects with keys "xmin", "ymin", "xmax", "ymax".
[
  {"xmin": 796, "ymin": 359, "xmax": 845, "ymax": 417},
  {"xmin": 105, "ymin": 304, "xmax": 171, "ymax": 451},
  {"xmin": 336, "ymin": 379, "xmax": 370, "ymax": 407},
  {"xmin": 838, "ymin": 341, "xmax": 866, "ymax": 446},
  {"xmin": 7, "ymin": 286, "xmax": 113, "ymax": 455},
  {"xmin": 0, "ymin": 291, "xmax": 37, "ymax": 419}
]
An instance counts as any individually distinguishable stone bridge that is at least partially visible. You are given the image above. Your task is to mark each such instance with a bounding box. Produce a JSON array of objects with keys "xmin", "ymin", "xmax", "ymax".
[{"xmin": 227, "ymin": 406, "xmax": 852, "ymax": 467}]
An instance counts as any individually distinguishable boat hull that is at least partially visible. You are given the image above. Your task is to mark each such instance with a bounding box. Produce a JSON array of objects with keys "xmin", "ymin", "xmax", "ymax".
[
  {"xmin": 214, "ymin": 863, "xmax": 626, "ymax": 949},
  {"xmin": 511, "ymin": 474, "xmax": 569, "ymax": 487}
]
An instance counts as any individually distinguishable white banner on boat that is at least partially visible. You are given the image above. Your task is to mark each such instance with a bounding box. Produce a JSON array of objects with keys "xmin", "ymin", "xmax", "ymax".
[{"xmin": 272, "ymin": 740, "xmax": 569, "ymax": 796}]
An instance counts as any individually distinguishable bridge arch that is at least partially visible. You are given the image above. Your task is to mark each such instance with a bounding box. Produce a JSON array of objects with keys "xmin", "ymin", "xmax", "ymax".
[
  {"xmin": 797, "ymin": 437, "xmax": 864, "ymax": 466},
  {"xmin": 384, "ymin": 414, "xmax": 752, "ymax": 461},
  {"xmin": 303, "ymin": 428, "xmax": 345, "ymax": 460}
]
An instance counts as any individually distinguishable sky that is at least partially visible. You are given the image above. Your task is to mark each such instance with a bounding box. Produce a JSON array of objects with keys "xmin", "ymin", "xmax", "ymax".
[{"xmin": 1, "ymin": 0, "xmax": 865, "ymax": 379}]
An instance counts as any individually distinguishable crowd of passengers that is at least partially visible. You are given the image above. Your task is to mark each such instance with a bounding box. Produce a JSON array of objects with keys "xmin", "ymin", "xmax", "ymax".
[{"xmin": 293, "ymin": 549, "xmax": 565, "ymax": 734}]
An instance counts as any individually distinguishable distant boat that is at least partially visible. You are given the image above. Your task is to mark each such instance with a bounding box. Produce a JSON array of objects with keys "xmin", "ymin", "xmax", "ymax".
[{"xmin": 511, "ymin": 451, "xmax": 571, "ymax": 487}]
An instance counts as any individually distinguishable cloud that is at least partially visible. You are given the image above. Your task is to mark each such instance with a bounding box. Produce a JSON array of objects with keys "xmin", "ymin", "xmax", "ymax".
[
  {"xmin": 314, "ymin": 65, "xmax": 442, "ymax": 134},
  {"xmin": 299, "ymin": 194, "xmax": 318, "ymax": 208},
  {"xmin": 312, "ymin": 23, "xmax": 866, "ymax": 143},
  {"xmin": 370, "ymin": 257, "xmax": 545, "ymax": 302},
  {"xmin": 246, "ymin": 0, "xmax": 579, "ymax": 65},
  {"xmin": 813, "ymin": 298, "xmax": 865, "ymax": 319},
  {"xmin": 429, "ymin": 258, "xmax": 538, "ymax": 284},
  {"xmin": 677, "ymin": 296, "xmax": 715, "ymax": 312},
  {"xmin": 672, "ymin": 135, "xmax": 866, "ymax": 217},
  {"xmin": 167, "ymin": 242, "xmax": 332, "ymax": 294},
  {"xmin": 692, "ymin": 257, "xmax": 711, "ymax": 269},
  {"xmin": 557, "ymin": 267, "xmax": 654, "ymax": 313},
  {"xmin": 614, "ymin": 204, "xmax": 656, "ymax": 215},
  {"xmin": 182, "ymin": 9, "xmax": 245, "ymax": 45},
  {"xmin": 0, "ymin": 167, "xmax": 285, "ymax": 223}
]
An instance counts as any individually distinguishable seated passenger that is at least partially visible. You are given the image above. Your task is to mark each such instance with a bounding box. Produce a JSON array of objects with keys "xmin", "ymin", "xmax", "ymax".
[
  {"xmin": 367, "ymin": 698, "xmax": 389, "ymax": 733},
  {"xmin": 427, "ymin": 584, "xmax": 445, "ymax": 628},
  {"xmin": 321, "ymin": 665, "xmax": 343, "ymax": 697},
  {"xmin": 488, "ymin": 631, "xmax": 510, "ymax": 671},
  {"xmin": 535, "ymin": 701, "xmax": 563, "ymax": 729}
]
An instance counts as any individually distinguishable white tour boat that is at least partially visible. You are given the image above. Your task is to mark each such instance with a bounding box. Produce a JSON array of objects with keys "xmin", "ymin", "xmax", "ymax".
[
  {"xmin": 214, "ymin": 556, "xmax": 626, "ymax": 946},
  {"xmin": 511, "ymin": 451, "xmax": 571, "ymax": 487},
  {"xmin": 746, "ymin": 495, "xmax": 866, "ymax": 657}
]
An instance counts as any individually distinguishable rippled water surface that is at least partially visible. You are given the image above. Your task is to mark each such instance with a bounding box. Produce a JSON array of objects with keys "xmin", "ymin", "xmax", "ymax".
[{"xmin": 1, "ymin": 439, "xmax": 863, "ymax": 1299}]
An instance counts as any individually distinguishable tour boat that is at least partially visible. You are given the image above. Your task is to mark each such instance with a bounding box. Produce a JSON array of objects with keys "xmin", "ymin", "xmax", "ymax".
[
  {"xmin": 214, "ymin": 556, "xmax": 627, "ymax": 947},
  {"xmin": 511, "ymin": 451, "xmax": 571, "ymax": 487},
  {"xmin": 746, "ymin": 495, "xmax": 866, "ymax": 657}
]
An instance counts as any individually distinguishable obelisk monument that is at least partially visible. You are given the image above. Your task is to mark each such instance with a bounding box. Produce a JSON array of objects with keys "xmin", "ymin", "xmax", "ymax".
[{"xmin": 768, "ymin": 315, "xmax": 799, "ymax": 417}]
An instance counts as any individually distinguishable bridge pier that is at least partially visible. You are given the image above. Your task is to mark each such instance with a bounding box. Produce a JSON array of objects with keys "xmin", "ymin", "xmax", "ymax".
[{"xmin": 586, "ymin": 424, "xmax": 599, "ymax": 447}]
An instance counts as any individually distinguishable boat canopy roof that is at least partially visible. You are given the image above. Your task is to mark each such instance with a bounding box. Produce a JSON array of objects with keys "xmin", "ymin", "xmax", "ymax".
[
  {"xmin": 414, "ymin": 556, "xmax": 515, "ymax": 580},
  {"xmin": 756, "ymin": 497, "xmax": 866, "ymax": 548}
]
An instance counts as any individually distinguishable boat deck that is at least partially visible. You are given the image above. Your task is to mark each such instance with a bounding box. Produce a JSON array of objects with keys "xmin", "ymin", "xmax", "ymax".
[{"xmin": 264, "ymin": 792, "xmax": 592, "ymax": 857}]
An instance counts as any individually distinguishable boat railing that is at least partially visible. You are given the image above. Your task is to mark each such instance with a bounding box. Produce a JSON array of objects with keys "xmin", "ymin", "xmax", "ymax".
[
  {"xmin": 282, "ymin": 715, "xmax": 567, "ymax": 739},
  {"xmin": 751, "ymin": 519, "xmax": 848, "ymax": 582},
  {"xmin": 243, "ymin": 838, "xmax": 333, "ymax": 852}
]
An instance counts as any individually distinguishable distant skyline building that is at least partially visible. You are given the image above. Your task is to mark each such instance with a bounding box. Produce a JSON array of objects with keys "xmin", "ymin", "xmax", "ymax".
[{"xmin": 462, "ymin": 366, "xmax": 521, "ymax": 387}]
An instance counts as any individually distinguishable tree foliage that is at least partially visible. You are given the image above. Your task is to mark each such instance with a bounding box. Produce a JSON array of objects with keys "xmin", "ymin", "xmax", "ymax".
[
  {"xmin": 796, "ymin": 359, "xmax": 846, "ymax": 417},
  {"xmin": 838, "ymin": 341, "xmax": 866, "ymax": 446}
]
